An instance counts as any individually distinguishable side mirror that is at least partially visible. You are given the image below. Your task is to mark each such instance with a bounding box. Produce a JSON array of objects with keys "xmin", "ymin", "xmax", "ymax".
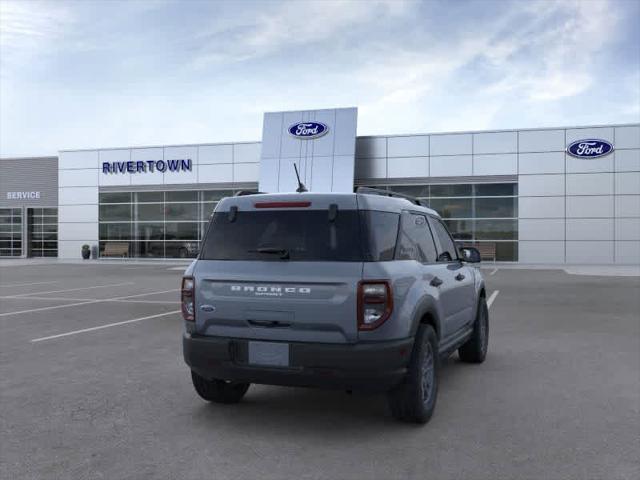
[{"xmin": 459, "ymin": 247, "xmax": 481, "ymax": 263}]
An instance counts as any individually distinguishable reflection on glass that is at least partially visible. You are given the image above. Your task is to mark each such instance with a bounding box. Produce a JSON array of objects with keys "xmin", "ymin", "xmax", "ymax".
[
  {"xmin": 202, "ymin": 190, "xmax": 234, "ymax": 202},
  {"xmin": 136, "ymin": 192, "xmax": 163, "ymax": 203},
  {"xmin": 388, "ymin": 185, "xmax": 429, "ymax": 198},
  {"xmin": 166, "ymin": 191, "xmax": 198, "ymax": 202},
  {"xmin": 165, "ymin": 203, "xmax": 198, "ymax": 221},
  {"xmin": 443, "ymin": 219, "xmax": 473, "ymax": 240},
  {"xmin": 429, "ymin": 198, "xmax": 473, "ymax": 218},
  {"xmin": 474, "ymin": 183, "xmax": 517, "ymax": 197},
  {"xmin": 135, "ymin": 223, "xmax": 164, "ymax": 241},
  {"xmin": 474, "ymin": 220, "xmax": 517, "ymax": 240},
  {"xmin": 99, "ymin": 204, "xmax": 131, "ymax": 221},
  {"xmin": 165, "ymin": 222, "xmax": 199, "ymax": 240},
  {"xmin": 474, "ymin": 198, "xmax": 517, "ymax": 218},
  {"xmin": 430, "ymin": 184, "xmax": 472, "ymax": 197},
  {"xmin": 99, "ymin": 192, "xmax": 132, "ymax": 203},
  {"xmin": 135, "ymin": 203, "xmax": 164, "ymax": 221}
]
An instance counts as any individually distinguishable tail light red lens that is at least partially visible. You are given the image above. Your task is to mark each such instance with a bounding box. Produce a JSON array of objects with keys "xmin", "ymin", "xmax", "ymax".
[
  {"xmin": 181, "ymin": 276, "xmax": 195, "ymax": 322},
  {"xmin": 358, "ymin": 280, "xmax": 393, "ymax": 330}
]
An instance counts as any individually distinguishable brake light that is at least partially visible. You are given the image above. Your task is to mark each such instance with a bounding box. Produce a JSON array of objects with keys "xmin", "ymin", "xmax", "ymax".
[
  {"xmin": 181, "ymin": 276, "xmax": 195, "ymax": 322},
  {"xmin": 254, "ymin": 201, "xmax": 311, "ymax": 208},
  {"xmin": 358, "ymin": 280, "xmax": 393, "ymax": 330}
]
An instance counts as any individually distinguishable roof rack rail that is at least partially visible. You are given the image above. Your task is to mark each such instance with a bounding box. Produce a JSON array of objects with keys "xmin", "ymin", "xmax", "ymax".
[
  {"xmin": 234, "ymin": 190, "xmax": 266, "ymax": 197},
  {"xmin": 356, "ymin": 186, "xmax": 429, "ymax": 207}
]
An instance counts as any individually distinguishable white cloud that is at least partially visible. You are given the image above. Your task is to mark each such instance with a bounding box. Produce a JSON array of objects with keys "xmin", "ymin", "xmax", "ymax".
[
  {"xmin": 0, "ymin": 0, "xmax": 73, "ymax": 66},
  {"xmin": 191, "ymin": 0, "xmax": 409, "ymax": 67}
]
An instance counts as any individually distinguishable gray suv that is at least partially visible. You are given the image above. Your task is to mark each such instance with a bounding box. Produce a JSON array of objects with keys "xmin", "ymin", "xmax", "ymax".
[{"xmin": 182, "ymin": 188, "xmax": 488, "ymax": 423}]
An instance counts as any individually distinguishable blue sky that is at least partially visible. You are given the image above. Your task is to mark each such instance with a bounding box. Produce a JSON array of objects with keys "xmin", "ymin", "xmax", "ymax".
[{"xmin": 0, "ymin": 0, "xmax": 638, "ymax": 156}]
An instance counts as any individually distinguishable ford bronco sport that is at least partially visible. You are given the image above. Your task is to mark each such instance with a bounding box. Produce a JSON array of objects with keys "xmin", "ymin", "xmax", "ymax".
[{"xmin": 182, "ymin": 188, "xmax": 488, "ymax": 423}]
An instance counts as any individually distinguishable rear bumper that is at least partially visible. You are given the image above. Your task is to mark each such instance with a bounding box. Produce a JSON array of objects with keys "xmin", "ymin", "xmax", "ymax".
[{"xmin": 183, "ymin": 333, "xmax": 414, "ymax": 392}]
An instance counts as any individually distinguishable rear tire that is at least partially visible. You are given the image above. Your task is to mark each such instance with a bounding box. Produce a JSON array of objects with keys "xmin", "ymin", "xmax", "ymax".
[
  {"xmin": 191, "ymin": 371, "xmax": 250, "ymax": 404},
  {"xmin": 458, "ymin": 296, "xmax": 489, "ymax": 363},
  {"xmin": 387, "ymin": 324, "xmax": 439, "ymax": 424}
]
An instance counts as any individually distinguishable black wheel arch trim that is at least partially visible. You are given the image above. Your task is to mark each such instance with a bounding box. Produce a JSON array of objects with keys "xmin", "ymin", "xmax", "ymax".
[{"xmin": 409, "ymin": 296, "xmax": 443, "ymax": 340}]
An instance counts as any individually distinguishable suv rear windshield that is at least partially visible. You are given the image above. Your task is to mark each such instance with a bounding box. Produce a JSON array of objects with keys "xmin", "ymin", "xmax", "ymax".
[{"xmin": 201, "ymin": 209, "xmax": 399, "ymax": 262}]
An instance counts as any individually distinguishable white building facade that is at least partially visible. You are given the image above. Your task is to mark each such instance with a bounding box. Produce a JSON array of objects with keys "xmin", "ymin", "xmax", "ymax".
[{"xmin": 11, "ymin": 110, "xmax": 640, "ymax": 264}]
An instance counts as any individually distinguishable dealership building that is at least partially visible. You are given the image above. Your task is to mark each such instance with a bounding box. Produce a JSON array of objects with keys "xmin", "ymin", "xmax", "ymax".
[{"xmin": 1, "ymin": 107, "xmax": 639, "ymax": 264}]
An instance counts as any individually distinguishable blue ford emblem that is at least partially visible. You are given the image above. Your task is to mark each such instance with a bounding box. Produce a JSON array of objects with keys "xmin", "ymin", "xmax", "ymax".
[
  {"xmin": 288, "ymin": 122, "xmax": 328, "ymax": 139},
  {"xmin": 567, "ymin": 139, "xmax": 613, "ymax": 158}
]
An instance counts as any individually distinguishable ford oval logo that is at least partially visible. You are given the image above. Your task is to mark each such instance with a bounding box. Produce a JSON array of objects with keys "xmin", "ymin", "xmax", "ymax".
[
  {"xmin": 567, "ymin": 139, "xmax": 614, "ymax": 159},
  {"xmin": 288, "ymin": 122, "xmax": 329, "ymax": 139}
]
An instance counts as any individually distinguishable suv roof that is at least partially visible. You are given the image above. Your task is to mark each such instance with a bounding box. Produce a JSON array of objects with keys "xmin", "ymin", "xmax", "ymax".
[{"xmin": 215, "ymin": 192, "xmax": 440, "ymax": 217}]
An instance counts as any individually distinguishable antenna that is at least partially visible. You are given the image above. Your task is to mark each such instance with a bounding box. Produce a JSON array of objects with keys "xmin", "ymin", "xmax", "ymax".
[{"xmin": 293, "ymin": 163, "xmax": 308, "ymax": 193}]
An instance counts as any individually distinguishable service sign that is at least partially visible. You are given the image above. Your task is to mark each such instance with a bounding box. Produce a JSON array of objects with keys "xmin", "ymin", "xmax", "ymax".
[
  {"xmin": 6, "ymin": 191, "xmax": 40, "ymax": 200},
  {"xmin": 288, "ymin": 122, "xmax": 329, "ymax": 139},
  {"xmin": 566, "ymin": 139, "xmax": 613, "ymax": 159}
]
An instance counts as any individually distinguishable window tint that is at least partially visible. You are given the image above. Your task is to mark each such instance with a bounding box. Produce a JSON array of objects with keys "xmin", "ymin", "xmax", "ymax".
[
  {"xmin": 395, "ymin": 213, "xmax": 437, "ymax": 263},
  {"xmin": 201, "ymin": 210, "xmax": 363, "ymax": 261},
  {"xmin": 429, "ymin": 217, "xmax": 457, "ymax": 261},
  {"xmin": 360, "ymin": 211, "xmax": 399, "ymax": 261}
]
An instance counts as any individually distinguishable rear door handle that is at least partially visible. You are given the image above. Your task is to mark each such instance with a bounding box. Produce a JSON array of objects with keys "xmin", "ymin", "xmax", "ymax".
[
  {"xmin": 430, "ymin": 277, "xmax": 443, "ymax": 287},
  {"xmin": 455, "ymin": 273, "xmax": 465, "ymax": 281}
]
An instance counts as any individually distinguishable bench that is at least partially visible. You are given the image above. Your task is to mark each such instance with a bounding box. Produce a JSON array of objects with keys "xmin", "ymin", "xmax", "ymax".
[
  {"xmin": 102, "ymin": 242, "xmax": 129, "ymax": 258},
  {"xmin": 476, "ymin": 243, "xmax": 497, "ymax": 262}
]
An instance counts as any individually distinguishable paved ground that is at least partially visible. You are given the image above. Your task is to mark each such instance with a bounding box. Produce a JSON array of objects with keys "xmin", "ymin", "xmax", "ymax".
[{"xmin": 0, "ymin": 262, "xmax": 638, "ymax": 480}]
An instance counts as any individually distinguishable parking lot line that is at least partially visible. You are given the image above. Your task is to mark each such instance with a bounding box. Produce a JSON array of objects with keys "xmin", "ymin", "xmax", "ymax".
[
  {"xmin": 489, "ymin": 268, "xmax": 498, "ymax": 275},
  {"xmin": 30, "ymin": 310, "xmax": 181, "ymax": 343},
  {"xmin": 0, "ymin": 289, "xmax": 178, "ymax": 317},
  {"xmin": 0, "ymin": 299, "xmax": 103, "ymax": 317},
  {"xmin": 0, "ymin": 281, "xmax": 58, "ymax": 288},
  {"xmin": 0, "ymin": 295, "xmax": 177, "ymax": 304},
  {"xmin": 487, "ymin": 290, "xmax": 500, "ymax": 308},
  {"xmin": 10, "ymin": 282, "xmax": 135, "ymax": 298}
]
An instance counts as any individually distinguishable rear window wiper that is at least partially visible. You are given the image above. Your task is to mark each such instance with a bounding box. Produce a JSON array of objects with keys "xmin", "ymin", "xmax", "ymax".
[{"xmin": 248, "ymin": 247, "xmax": 290, "ymax": 260}]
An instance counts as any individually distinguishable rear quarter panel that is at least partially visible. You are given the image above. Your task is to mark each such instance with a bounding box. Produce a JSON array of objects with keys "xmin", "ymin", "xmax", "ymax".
[{"xmin": 360, "ymin": 261, "xmax": 445, "ymax": 342}]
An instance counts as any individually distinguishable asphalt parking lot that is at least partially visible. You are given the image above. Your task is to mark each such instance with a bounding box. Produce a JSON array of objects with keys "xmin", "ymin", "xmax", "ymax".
[{"xmin": 0, "ymin": 262, "xmax": 638, "ymax": 480}]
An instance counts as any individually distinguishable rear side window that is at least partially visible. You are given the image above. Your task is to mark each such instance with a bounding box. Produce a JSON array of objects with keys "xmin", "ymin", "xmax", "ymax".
[
  {"xmin": 429, "ymin": 217, "xmax": 458, "ymax": 261},
  {"xmin": 360, "ymin": 211, "xmax": 399, "ymax": 261},
  {"xmin": 395, "ymin": 212, "xmax": 437, "ymax": 263},
  {"xmin": 201, "ymin": 210, "xmax": 364, "ymax": 261}
]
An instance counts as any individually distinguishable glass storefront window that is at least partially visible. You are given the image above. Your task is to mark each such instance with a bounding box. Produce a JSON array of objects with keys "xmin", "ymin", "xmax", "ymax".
[
  {"xmin": 474, "ymin": 219, "xmax": 517, "ymax": 240},
  {"xmin": 99, "ymin": 223, "xmax": 131, "ymax": 240},
  {"xmin": 443, "ymin": 220, "xmax": 473, "ymax": 240},
  {"xmin": 165, "ymin": 222, "xmax": 200, "ymax": 240},
  {"xmin": 474, "ymin": 183, "xmax": 518, "ymax": 197},
  {"xmin": 387, "ymin": 185, "xmax": 429, "ymax": 198},
  {"xmin": 428, "ymin": 198, "xmax": 473, "ymax": 218},
  {"xmin": 430, "ymin": 184, "xmax": 472, "ymax": 197},
  {"xmin": 135, "ymin": 192, "xmax": 163, "ymax": 203},
  {"xmin": 135, "ymin": 223, "xmax": 165, "ymax": 241},
  {"xmin": 27, "ymin": 208, "xmax": 57, "ymax": 257},
  {"xmin": 359, "ymin": 182, "xmax": 518, "ymax": 261},
  {"xmin": 201, "ymin": 202, "xmax": 217, "ymax": 220},
  {"xmin": 99, "ymin": 204, "xmax": 131, "ymax": 221},
  {"xmin": 166, "ymin": 191, "xmax": 198, "ymax": 202},
  {"xmin": 100, "ymin": 192, "xmax": 132, "ymax": 203},
  {"xmin": 0, "ymin": 208, "xmax": 23, "ymax": 257},
  {"xmin": 475, "ymin": 198, "xmax": 517, "ymax": 218},
  {"xmin": 135, "ymin": 203, "xmax": 164, "ymax": 221},
  {"xmin": 202, "ymin": 190, "xmax": 234, "ymax": 202},
  {"xmin": 165, "ymin": 203, "xmax": 199, "ymax": 221}
]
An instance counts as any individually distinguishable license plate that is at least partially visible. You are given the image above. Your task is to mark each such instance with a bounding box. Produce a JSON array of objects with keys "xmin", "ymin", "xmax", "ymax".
[{"xmin": 248, "ymin": 341, "xmax": 289, "ymax": 367}]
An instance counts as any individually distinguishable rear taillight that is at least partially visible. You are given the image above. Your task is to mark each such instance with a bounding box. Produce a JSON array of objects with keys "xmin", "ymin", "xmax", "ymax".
[
  {"xmin": 181, "ymin": 276, "xmax": 195, "ymax": 322},
  {"xmin": 358, "ymin": 280, "xmax": 393, "ymax": 331}
]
